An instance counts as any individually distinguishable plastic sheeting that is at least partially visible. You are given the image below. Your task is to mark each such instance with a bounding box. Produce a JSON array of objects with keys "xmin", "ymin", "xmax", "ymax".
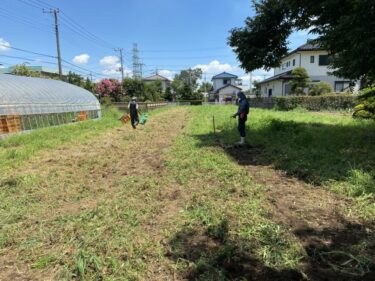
[{"xmin": 0, "ymin": 74, "xmax": 101, "ymax": 115}]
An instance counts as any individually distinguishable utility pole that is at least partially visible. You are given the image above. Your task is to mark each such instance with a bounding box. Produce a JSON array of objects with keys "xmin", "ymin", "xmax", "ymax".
[
  {"xmin": 44, "ymin": 8, "xmax": 62, "ymax": 79},
  {"xmin": 90, "ymin": 72, "xmax": 93, "ymax": 82},
  {"xmin": 114, "ymin": 48, "xmax": 124, "ymax": 81}
]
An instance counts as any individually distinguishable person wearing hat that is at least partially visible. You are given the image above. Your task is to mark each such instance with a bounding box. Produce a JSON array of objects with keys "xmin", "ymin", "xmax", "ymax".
[
  {"xmin": 128, "ymin": 97, "xmax": 139, "ymax": 129},
  {"xmin": 232, "ymin": 91, "xmax": 250, "ymax": 145}
]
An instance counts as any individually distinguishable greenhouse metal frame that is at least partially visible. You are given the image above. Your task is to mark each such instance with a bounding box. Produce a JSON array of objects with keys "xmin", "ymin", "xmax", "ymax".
[{"xmin": 0, "ymin": 74, "xmax": 101, "ymax": 136}]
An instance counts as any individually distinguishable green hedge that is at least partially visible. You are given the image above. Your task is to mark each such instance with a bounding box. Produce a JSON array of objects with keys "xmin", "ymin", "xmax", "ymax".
[
  {"xmin": 353, "ymin": 87, "xmax": 375, "ymax": 119},
  {"xmin": 274, "ymin": 94, "xmax": 356, "ymax": 111}
]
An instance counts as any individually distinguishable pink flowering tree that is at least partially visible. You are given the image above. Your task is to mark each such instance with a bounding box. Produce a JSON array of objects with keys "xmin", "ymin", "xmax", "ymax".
[{"xmin": 96, "ymin": 79, "xmax": 123, "ymax": 102}]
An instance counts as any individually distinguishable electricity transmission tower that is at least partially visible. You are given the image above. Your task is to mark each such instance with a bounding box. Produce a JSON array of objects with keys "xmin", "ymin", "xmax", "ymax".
[
  {"xmin": 43, "ymin": 8, "xmax": 62, "ymax": 79},
  {"xmin": 132, "ymin": 43, "xmax": 143, "ymax": 79}
]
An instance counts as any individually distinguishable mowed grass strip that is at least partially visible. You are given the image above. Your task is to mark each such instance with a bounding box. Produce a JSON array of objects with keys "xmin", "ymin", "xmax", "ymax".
[
  {"xmin": 0, "ymin": 107, "xmax": 122, "ymax": 170},
  {"xmin": 1, "ymin": 106, "xmax": 373, "ymax": 280},
  {"xmin": 206, "ymin": 106, "xmax": 375, "ymax": 218},
  {"xmin": 0, "ymin": 107, "xmax": 187, "ymax": 280},
  {"xmin": 156, "ymin": 106, "xmax": 305, "ymax": 280}
]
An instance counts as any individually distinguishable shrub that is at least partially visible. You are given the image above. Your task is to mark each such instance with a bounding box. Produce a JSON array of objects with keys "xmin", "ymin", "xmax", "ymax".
[
  {"xmin": 290, "ymin": 67, "xmax": 310, "ymax": 95},
  {"xmin": 353, "ymin": 87, "xmax": 375, "ymax": 119},
  {"xmin": 308, "ymin": 82, "xmax": 333, "ymax": 96},
  {"xmin": 275, "ymin": 94, "xmax": 356, "ymax": 111}
]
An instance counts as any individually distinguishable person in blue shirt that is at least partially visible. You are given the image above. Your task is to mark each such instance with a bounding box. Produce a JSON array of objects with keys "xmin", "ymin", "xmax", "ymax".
[{"xmin": 232, "ymin": 91, "xmax": 250, "ymax": 145}]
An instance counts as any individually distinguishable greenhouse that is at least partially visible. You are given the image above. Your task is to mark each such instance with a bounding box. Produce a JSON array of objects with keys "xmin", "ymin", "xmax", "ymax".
[{"xmin": 0, "ymin": 74, "xmax": 101, "ymax": 136}]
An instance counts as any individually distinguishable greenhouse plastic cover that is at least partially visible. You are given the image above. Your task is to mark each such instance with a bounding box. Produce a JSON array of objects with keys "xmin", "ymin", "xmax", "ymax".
[{"xmin": 0, "ymin": 74, "xmax": 101, "ymax": 115}]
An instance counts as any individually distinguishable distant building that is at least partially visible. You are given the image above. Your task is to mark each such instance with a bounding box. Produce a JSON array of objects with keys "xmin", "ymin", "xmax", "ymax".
[
  {"xmin": 142, "ymin": 74, "xmax": 171, "ymax": 93},
  {"xmin": 210, "ymin": 72, "xmax": 242, "ymax": 102},
  {"xmin": 257, "ymin": 41, "xmax": 359, "ymax": 97},
  {"xmin": 0, "ymin": 65, "xmax": 68, "ymax": 79}
]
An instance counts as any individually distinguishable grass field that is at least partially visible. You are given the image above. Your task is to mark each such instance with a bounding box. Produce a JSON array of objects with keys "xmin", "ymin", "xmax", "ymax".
[{"xmin": 0, "ymin": 106, "xmax": 374, "ymax": 280}]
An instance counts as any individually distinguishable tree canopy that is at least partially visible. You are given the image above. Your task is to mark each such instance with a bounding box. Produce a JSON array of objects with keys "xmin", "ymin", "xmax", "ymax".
[
  {"xmin": 229, "ymin": 0, "xmax": 375, "ymax": 84},
  {"xmin": 171, "ymin": 68, "xmax": 203, "ymax": 100}
]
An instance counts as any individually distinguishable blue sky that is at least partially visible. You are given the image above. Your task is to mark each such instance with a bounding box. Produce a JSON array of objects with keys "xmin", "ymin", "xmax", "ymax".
[{"xmin": 0, "ymin": 0, "xmax": 314, "ymax": 85}]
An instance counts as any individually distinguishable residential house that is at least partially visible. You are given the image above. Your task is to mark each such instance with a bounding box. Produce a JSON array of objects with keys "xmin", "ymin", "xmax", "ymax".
[
  {"xmin": 142, "ymin": 74, "xmax": 171, "ymax": 93},
  {"xmin": 210, "ymin": 72, "xmax": 242, "ymax": 102},
  {"xmin": 257, "ymin": 41, "xmax": 358, "ymax": 97}
]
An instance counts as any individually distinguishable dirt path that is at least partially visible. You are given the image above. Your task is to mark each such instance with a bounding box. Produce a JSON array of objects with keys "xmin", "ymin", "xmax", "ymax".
[
  {"xmin": 228, "ymin": 146, "xmax": 375, "ymax": 281},
  {"xmin": 0, "ymin": 108, "xmax": 189, "ymax": 281}
]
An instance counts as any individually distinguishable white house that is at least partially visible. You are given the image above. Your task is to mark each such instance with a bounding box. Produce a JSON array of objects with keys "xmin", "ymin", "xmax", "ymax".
[
  {"xmin": 258, "ymin": 41, "xmax": 358, "ymax": 97},
  {"xmin": 210, "ymin": 72, "xmax": 242, "ymax": 102},
  {"xmin": 142, "ymin": 74, "xmax": 171, "ymax": 93}
]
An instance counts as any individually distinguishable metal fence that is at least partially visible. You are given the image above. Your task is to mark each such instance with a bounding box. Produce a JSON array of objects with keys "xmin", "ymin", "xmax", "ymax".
[
  {"xmin": 112, "ymin": 102, "xmax": 169, "ymax": 112},
  {"xmin": 0, "ymin": 110, "xmax": 100, "ymax": 138}
]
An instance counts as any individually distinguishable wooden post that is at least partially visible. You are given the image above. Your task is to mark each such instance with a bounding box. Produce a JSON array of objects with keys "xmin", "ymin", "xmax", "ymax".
[{"xmin": 212, "ymin": 115, "xmax": 216, "ymax": 135}]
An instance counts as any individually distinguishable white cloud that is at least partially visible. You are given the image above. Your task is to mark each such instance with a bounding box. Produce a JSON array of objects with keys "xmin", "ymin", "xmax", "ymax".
[
  {"xmin": 193, "ymin": 60, "xmax": 235, "ymax": 74},
  {"xmin": 102, "ymin": 67, "xmax": 132, "ymax": 77},
  {"xmin": 0, "ymin": 38, "xmax": 10, "ymax": 51},
  {"xmin": 99, "ymin": 55, "xmax": 119, "ymax": 68},
  {"xmin": 73, "ymin": 54, "xmax": 90, "ymax": 65},
  {"xmin": 99, "ymin": 55, "xmax": 132, "ymax": 78},
  {"xmin": 158, "ymin": 69, "xmax": 175, "ymax": 80}
]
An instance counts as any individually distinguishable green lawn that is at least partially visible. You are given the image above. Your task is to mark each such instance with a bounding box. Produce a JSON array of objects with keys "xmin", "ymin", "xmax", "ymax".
[
  {"xmin": 0, "ymin": 106, "xmax": 373, "ymax": 280},
  {"xmin": 199, "ymin": 106, "xmax": 375, "ymax": 218}
]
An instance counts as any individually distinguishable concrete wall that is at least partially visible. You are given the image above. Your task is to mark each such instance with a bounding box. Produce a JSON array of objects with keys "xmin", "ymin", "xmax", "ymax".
[
  {"xmin": 259, "ymin": 80, "xmax": 284, "ymax": 97},
  {"xmin": 212, "ymin": 78, "xmax": 236, "ymax": 91},
  {"xmin": 217, "ymin": 85, "xmax": 240, "ymax": 101}
]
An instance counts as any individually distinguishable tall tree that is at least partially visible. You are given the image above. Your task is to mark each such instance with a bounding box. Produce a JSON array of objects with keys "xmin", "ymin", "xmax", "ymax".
[
  {"xmin": 145, "ymin": 80, "xmax": 163, "ymax": 101},
  {"xmin": 198, "ymin": 82, "xmax": 213, "ymax": 93},
  {"xmin": 123, "ymin": 78, "xmax": 145, "ymax": 100},
  {"xmin": 229, "ymin": 0, "xmax": 375, "ymax": 85},
  {"xmin": 67, "ymin": 71, "xmax": 84, "ymax": 87},
  {"xmin": 171, "ymin": 68, "xmax": 203, "ymax": 100}
]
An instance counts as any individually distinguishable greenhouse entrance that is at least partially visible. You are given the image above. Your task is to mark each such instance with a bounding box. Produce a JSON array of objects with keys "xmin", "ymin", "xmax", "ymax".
[{"xmin": 0, "ymin": 74, "xmax": 101, "ymax": 136}]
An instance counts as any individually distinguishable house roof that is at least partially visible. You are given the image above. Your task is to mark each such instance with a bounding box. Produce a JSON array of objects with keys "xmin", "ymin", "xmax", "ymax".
[
  {"xmin": 212, "ymin": 72, "xmax": 238, "ymax": 80},
  {"xmin": 215, "ymin": 84, "xmax": 242, "ymax": 93},
  {"xmin": 286, "ymin": 40, "xmax": 323, "ymax": 57},
  {"xmin": 143, "ymin": 74, "xmax": 170, "ymax": 81},
  {"xmin": 257, "ymin": 71, "xmax": 293, "ymax": 85}
]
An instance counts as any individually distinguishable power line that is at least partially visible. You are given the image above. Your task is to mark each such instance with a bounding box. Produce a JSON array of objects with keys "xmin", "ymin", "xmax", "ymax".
[
  {"xmin": 58, "ymin": 17, "xmax": 115, "ymax": 50},
  {"xmin": 140, "ymin": 46, "xmax": 229, "ymax": 53},
  {"xmin": 14, "ymin": 0, "xmax": 117, "ymax": 50},
  {"xmin": 61, "ymin": 59, "xmax": 104, "ymax": 77},
  {"xmin": 0, "ymin": 43, "xmax": 56, "ymax": 58},
  {"xmin": 16, "ymin": 0, "xmax": 45, "ymax": 9},
  {"xmin": 0, "ymin": 44, "xmax": 106, "ymax": 78},
  {"xmin": 0, "ymin": 9, "xmax": 54, "ymax": 34},
  {"xmin": 60, "ymin": 11, "xmax": 116, "ymax": 49}
]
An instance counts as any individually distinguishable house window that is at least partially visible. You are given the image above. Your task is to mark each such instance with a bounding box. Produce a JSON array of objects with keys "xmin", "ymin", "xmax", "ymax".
[
  {"xmin": 319, "ymin": 55, "xmax": 329, "ymax": 66},
  {"xmin": 223, "ymin": 79, "xmax": 228, "ymax": 85},
  {"xmin": 284, "ymin": 84, "xmax": 292, "ymax": 96},
  {"xmin": 268, "ymin": 89, "xmax": 272, "ymax": 97},
  {"xmin": 335, "ymin": 81, "xmax": 350, "ymax": 92},
  {"xmin": 310, "ymin": 56, "xmax": 315, "ymax": 63},
  {"xmin": 293, "ymin": 59, "xmax": 295, "ymax": 66}
]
